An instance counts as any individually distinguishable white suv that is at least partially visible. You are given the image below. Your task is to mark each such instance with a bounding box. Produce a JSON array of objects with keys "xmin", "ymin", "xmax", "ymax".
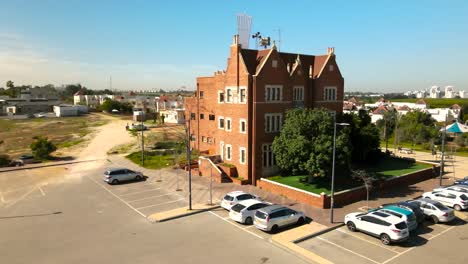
[
  {"xmin": 345, "ymin": 211, "xmax": 409, "ymax": 245},
  {"xmin": 423, "ymin": 190, "xmax": 468, "ymax": 211},
  {"xmin": 229, "ymin": 199, "xmax": 271, "ymax": 224},
  {"xmin": 220, "ymin": 191, "xmax": 258, "ymax": 210}
]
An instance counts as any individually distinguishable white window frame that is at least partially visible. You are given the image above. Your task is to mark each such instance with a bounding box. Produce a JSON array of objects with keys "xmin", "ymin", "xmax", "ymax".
[
  {"xmin": 239, "ymin": 87, "xmax": 247, "ymax": 103},
  {"xmin": 264, "ymin": 113, "xmax": 283, "ymax": 133},
  {"xmin": 226, "ymin": 144, "xmax": 232, "ymax": 161},
  {"xmin": 265, "ymin": 85, "xmax": 283, "ymax": 102},
  {"xmin": 293, "ymin": 86, "xmax": 304, "ymax": 102},
  {"xmin": 226, "ymin": 88, "xmax": 233, "ymax": 103},
  {"xmin": 225, "ymin": 117, "xmax": 232, "ymax": 132},
  {"xmin": 218, "ymin": 90, "xmax": 225, "ymax": 103},
  {"xmin": 262, "ymin": 144, "xmax": 276, "ymax": 168},
  {"xmin": 218, "ymin": 116, "xmax": 225, "ymax": 129},
  {"xmin": 324, "ymin": 86, "xmax": 337, "ymax": 101},
  {"xmin": 239, "ymin": 118, "xmax": 247, "ymax": 134},
  {"xmin": 239, "ymin": 147, "xmax": 246, "ymax": 164}
]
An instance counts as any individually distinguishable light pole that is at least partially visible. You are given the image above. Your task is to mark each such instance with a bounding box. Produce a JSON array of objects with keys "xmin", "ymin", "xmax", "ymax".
[
  {"xmin": 141, "ymin": 116, "xmax": 145, "ymax": 166},
  {"xmin": 186, "ymin": 112, "xmax": 193, "ymax": 210},
  {"xmin": 439, "ymin": 114, "xmax": 448, "ymax": 186},
  {"xmin": 330, "ymin": 118, "xmax": 349, "ymax": 224}
]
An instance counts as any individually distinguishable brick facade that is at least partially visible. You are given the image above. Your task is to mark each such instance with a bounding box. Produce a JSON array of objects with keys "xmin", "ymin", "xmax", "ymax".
[{"xmin": 185, "ymin": 35, "xmax": 344, "ymax": 185}]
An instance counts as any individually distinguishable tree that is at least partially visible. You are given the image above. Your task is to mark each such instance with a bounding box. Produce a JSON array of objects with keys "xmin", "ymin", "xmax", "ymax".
[
  {"xmin": 30, "ymin": 137, "xmax": 57, "ymax": 159},
  {"xmin": 376, "ymin": 110, "xmax": 397, "ymax": 152},
  {"xmin": 399, "ymin": 110, "xmax": 438, "ymax": 146},
  {"xmin": 352, "ymin": 169, "xmax": 376, "ymax": 210},
  {"xmin": 6, "ymin": 80, "xmax": 14, "ymax": 90},
  {"xmin": 341, "ymin": 111, "xmax": 380, "ymax": 162},
  {"xmin": 272, "ymin": 108, "xmax": 350, "ymax": 183}
]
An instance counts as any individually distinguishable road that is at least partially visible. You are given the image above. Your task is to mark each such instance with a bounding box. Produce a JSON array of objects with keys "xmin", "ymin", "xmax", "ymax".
[{"xmin": 0, "ymin": 118, "xmax": 310, "ymax": 264}]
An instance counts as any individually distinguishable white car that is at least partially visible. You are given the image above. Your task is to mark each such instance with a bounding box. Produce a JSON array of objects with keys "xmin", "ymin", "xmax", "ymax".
[
  {"xmin": 253, "ymin": 205, "xmax": 305, "ymax": 233},
  {"xmin": 434, "ymin": 185, "xmax": 468, "ymax": 194},
  {"xmin": 229, "ymin": 199, "xmax": 271, "ymax": 224},
  {"xmin": 408, "ymin": 198, "xmax": 455, "ymax": 223},
  {"xmin": 423, "ymin": 190, "xmax": 468, "ymax": 211},
  {"xmin": 344, "ymin": 211, "xmax": 409, "ymax": 245},
  {"xmin": 220, "ymin": 191, "xmax": 258, "ymax": 210}
]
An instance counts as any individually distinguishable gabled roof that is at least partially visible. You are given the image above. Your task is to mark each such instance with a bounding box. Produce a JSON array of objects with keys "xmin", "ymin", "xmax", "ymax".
[
  {"xmin": 451, "ymin": 104, "xmax": 461, "ymax": 110},
  {"xmin": 416, "ymin": 99, "xmax": 427, "ymax": 105},
  {"xmin": 239, "ymin": 48, "xmax": 330, "ymax": 78},
  {"xmin": 398, "ymin": 105, "xmax": 411, "ymax": 111},
  {"xmin": 373, "ymin": 105, "xmax": 388, "ymax": 115}
]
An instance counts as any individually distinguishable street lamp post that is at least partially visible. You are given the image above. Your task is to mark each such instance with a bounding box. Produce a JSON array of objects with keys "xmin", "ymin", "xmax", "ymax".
[{"xmin": 330, "ymin": 117, "xmax": 349, "ymax": 224}]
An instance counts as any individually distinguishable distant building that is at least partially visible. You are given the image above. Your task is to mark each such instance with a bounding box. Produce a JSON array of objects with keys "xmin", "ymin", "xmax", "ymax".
[
  {"xmin": 444, "ymin": 86, "xmax": 456, "ymax": 98},
  {"xmin": 159, "ymin": 109, "xmax": 186, "ymax": 124},
  {"xmin": 430, "ymin": 86, "xmax": 441, "ymax": 98},
  {"xmin": 53, "ymin": 104, "xmax": 88, "ymax": 117}
]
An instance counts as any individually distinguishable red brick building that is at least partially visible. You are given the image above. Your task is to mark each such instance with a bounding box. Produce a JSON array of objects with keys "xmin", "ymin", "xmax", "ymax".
[{"xmin": 185, "ymin": 35, "xmax": 344, "ymax": 185}]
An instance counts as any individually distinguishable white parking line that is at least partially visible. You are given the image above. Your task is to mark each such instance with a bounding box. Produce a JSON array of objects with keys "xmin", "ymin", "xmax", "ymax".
[
  {"xmin": 5, "ymin": 187, "xmax": 38, "ymax": 209},
  {"xmin": 336, "ymin": 228, "xmax": 400, "ymax": 253},
  {"xmin": 38, "ymin": 186, "xmax": 46, "ymax": 196},
  {"xmin": 317, "ymin": 236, "xmax": 380, "ymax": 264},
  {"xmin": 119, "ymin": 188, "xmax": 162, "ymax": 196},
  {"xmin": 86, "ymin": 176, "xmax": 146, "ymax": 218},
  {"xmin": 208, "ymin": 211, "xmax": 264, "ymax": 240},
  {"xmin": 112, "ymin": 181, "xmax": 159, "ymax": 189},
  {"xmin": 135, "ymin": 198, "xmax": 185, "ymax": 210},
  {"xmin": 0, "ymin": 192, "xmax": 5, "ymax": 203},
  {"xmin": 127, "ymin": 193, "xmax": 176, "ymax": 203}
]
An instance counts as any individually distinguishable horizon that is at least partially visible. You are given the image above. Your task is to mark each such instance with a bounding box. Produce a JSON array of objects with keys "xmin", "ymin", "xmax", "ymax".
[{"xmin": 1, "ymin": 1, "xmax": 467, "ymax": 92}]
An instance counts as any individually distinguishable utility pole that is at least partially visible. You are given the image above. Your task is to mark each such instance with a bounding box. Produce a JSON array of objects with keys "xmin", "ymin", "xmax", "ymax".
[
  {"xmin": 439, "ymin": 114, "xmax": 447, "ymax": 186},
  {"xmin": 210, "ymin": 164, "xmax": 213, "ymax": 205},
  {"xmin": 141, "ymin": 116, "xmax": 145, "ymax": 166},
  {"xmin": 186, "ymin": 113, "xmax": 192, "ymax": 210}
]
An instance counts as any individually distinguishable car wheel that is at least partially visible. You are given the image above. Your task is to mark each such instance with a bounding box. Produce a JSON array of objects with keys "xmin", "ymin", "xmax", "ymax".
[
  {"xmin": 380, "ymin": 234, "xmax": 391, "ymax": 245},
  {"xmin": 245, "ymin": 217, "xmax": 253, "ymax": 225},
  {"xmin": 271, "ymin": 225, "xmax": 279, "ymax": 234},
  {"xmin": 431, "ymin": 215, "xmax": 439, "ymax": 224},
  {"xmin": 111, "ymin": 179, "xmax": 119, "ymax": 185},
  {"xmin": 454, "ymin": 204, "xmax": 462, "ymax": 211},
  {"xmin": 297, "ymin": 217, "xmax": 305, "ymax": 225},
  {"xmin": 347, "ymin": 221, "xmax": 357, "ymax": 232},
  {"xmin": 135, "ymin": 175, "xmax": 142, "ymax": 181}
]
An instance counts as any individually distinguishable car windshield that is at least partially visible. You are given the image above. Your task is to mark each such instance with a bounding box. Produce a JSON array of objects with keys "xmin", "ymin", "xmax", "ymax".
[
  {"xmin": 223, "ymin": 195, "xmax": 234, "ymax": 201},
  {"xmin": 395, "ymin": 222, "xmax": 407, "ymax": 230},
  {"xmin": 432, "ymin": 202, "xmax": 448, "ymax": 210},
  {"xmin": 460, "ymin": 194, "xmax": 468, "ymax": 200},
  {"xmin": 255, "ymin": 211, "xmax": 267, "ymax": 219},
  {"xmin": 231, "ymin": 204, "xmax": 245, "ymax": 213}
]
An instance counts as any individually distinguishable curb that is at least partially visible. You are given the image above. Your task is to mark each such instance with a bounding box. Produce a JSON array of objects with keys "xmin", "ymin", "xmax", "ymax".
[
  {"xmin": 293, "ymin": 223, "xmax": 345, "ymax": 244},
  {"xmin": 0, "ymin": 159, "xmax": 99, "ymax": 173},
  {"xmin": 148, "ymin": 205, "xmax": 221, "ymax": 223}
]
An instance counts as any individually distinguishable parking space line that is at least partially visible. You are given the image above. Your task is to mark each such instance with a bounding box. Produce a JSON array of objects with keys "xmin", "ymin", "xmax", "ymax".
[
  {"xmin": 316, "ymin": 236, "xmax": 380, "ymax": 264},
  {"xmin": 5, "ymin": 186, "xmax": 38, "ymax": 209},
  {"xmin": 38, "ymin": 186, "xmax": 46, "ymax": 196},
  {"xmin": 208, "ymin": 211, "xmax": 264, "ymax": 240},
  {"xmin": 119, "ymin": 188, "xmax": 162, "ymax": 196},
  {"xmin": 86, "ymin": 176, "xmax": 147, "ymax": 218},
  {"xmin": 243, "ymin": 225, "xmax": 256, "ymax": 230},
  {"xmin": 112, "ymin": 181, "xmax": 159, "ymax": 190},
  {"xmin": 135, "ymin": 198, "xmax": 185, "ymax": 210},
  {"xmin": 336, "ymin": 228, "xmax": 400, "ymax": 253},
  {"xmin": 127, "ymin": 193, "xmax": 176, "ymax": 203},
  {"xmin": 435, "ymin": 224, "xmax": 449, "ymax": 229},
  {"xmin": 0, "ymin": 192, "xmax": 5, "ymax": 203}
]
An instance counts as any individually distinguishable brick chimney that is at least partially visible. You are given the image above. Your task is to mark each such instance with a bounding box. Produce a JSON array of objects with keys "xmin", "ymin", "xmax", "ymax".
[{"xmin": 327, "ymin": 47, "xmax": 335, "ymax": 55}]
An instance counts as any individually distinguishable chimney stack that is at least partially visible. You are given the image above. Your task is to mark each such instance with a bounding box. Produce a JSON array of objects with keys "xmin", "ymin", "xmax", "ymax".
[
  {"xmin": 233, "ymin": 34, "xmax": 239, "ymax": 45},
  {"xmin": 327, "ymin": 47, "xmax": 335, "ymax": 55}
]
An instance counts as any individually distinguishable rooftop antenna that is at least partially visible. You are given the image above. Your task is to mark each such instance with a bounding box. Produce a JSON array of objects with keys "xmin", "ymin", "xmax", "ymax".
[
  {"xmin": 237, "ymin": 13, "xmax": 252, "ymax": 48},
  {"xmin": 275, "ymin": 28, "xmax": 282, "ymax": 51},
  {"xmin": 252, "ymin": 32, "xmax": 261, "ymax": 49}
]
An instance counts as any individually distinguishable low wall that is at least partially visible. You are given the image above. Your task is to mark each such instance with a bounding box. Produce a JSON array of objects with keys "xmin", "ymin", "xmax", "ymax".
[
  {"xmin": 198, "ymin": 158, "xmax": 224, "ymax": 183},
  {"xmin": 256, "ymin": 178, "xmax": 328, "ymax": 209},
  {"xmin": 257, "ymin": 165, "xmax": 439, "ymax": 209}
]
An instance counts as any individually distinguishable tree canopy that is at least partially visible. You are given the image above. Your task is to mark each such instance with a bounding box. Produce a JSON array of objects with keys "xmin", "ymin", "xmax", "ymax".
[
  {"xmin": 398, "ymin": 110, "xmax": 439, "ymax": 145},
  {"xmin": 30, "ymin": 137, "xmax": 57, "ymax": 160}
]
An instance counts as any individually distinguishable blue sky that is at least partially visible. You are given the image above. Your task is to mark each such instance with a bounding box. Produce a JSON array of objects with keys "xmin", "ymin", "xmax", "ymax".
[{"xmin": 0, "ymin": 0, "xmax": 467, "ymax": 92}]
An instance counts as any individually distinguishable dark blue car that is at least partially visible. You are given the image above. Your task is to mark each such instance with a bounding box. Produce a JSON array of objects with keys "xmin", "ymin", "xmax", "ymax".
[{"xmin": 455, "ymin": 176, "xmax": 468, "ymax": 186}]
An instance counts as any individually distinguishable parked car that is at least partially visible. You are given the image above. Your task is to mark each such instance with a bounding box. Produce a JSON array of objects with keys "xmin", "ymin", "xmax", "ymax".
[
  {"xmin": 130, "ymin": 124, "xmax": 148, "ymax": 131},
  {"xmin": 422, "ymin": 190, "xmax": 468, "ymax": 211},
  {"xmin": 11, "ymin": 154, "xmax": 40, "ymax": 166},
  {"xmin": 408, "ymin": 198, "xmax": 455, "ymax": 223},
  {"xmin": 454, "ymin": 177, "xmax": 468, "ymax": 186},
  {"xmin": 380, "ymin": 201, "xmax": 425, "ymax": 224},
  {"xmin": 253, "ymin": 205, "xmax": 305, "ymax": 233},
  {"xmin": 377, "ymin": 206, "xmax": 418, "ymax": 231},
  {"xmin": 434, "ymin": 185, "xmax": 468, "ymax": 194},
  {"xmin": 221, "ymin": 191, "xmax": 259, "ymax": 210},
  {"xmin": 229, "ymin": 199, "xmax": 271, "ymax": 224},
  {"xmin": 104, "ymin": 168, "xmax": 143, "ymax": 184},
  {"xmin": 345, "ymin": 211, "xmax": 409, "ymax": 245}
]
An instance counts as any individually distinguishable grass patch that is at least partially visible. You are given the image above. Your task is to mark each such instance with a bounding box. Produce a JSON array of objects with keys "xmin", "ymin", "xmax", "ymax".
[
  {"xmin": 57, "ymin": 139, "xmax": 85, "ymax": 148},
  {"xmin": 357, "ymin": 156, "xmax": 430, "ymax": 177},
  {"xmin": 107, "ymin": 143, "xmax": 135, "ymax": 155},
  {"xmin": 126, "ymin": 152, "xmax": 175, "ymax": 170}
]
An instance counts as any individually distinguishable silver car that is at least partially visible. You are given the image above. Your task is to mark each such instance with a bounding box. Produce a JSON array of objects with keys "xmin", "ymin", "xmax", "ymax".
[
  {"xmin": 408, "ymin": 198, "xmax": 455, "ymax": 223},
  {"xmin": 104, "ymin": 168, "xmax": 143, "ymax": 184},
  {"xmin": 253, "ymin": 205, "xmax": 305, "ymax": 233}
]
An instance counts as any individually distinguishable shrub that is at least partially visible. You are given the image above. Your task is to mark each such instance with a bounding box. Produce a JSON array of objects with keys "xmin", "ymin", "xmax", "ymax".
[
  {"xmin": 30, "ymin": 136, "xmax": 57, "ymax": 160},
  {"xmin": 0, "ymin": 154, "xmax": 10, "ymax": 167}
]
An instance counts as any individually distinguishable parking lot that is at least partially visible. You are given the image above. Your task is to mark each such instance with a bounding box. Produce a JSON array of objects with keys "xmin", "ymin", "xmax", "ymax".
[{"xmin": 298, "ymin": 211, "xmax": 468, "ymax": 264}]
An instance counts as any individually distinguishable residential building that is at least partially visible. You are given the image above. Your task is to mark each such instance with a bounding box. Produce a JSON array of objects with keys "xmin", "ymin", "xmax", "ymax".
[
  {"xmin": 53, "ymin": 104, "xmax": 88, "ymax": 117},
  {"xmin": 430, "ymin": 86, "xmax": 441, "ymax": 98},
  {"xmin": 185, "ymin": 35, "xmax": 344, "ymax": 185}
]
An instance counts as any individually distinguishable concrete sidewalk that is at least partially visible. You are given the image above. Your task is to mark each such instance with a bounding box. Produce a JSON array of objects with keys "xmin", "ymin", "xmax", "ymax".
[{"xmin": 0, "ymin": 159, "xmax": 100, "ymax": 173}]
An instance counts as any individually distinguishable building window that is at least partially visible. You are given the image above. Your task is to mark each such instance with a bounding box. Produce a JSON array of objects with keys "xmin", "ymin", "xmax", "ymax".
[
  {"xmin": 265, "ymin": 85, "xmax": 282, "ymax": 102},
  {"xmin": 272, "ymin": 60, "xmax": 278, "ymax": 68},
  {"xmin": 226, "ymin": 88, "xmax": 233, "ymax": 103},
  {"xmin": 202, "ymin": 136, "xmax": 206, "ymax": 142},
  {"xmin": 293, "ymin": 86, "xmax": 304, "ymax": 102},
  {"xmin": 218, "ymin": 117, "xmax": 225, "ymax": 129},
  {"xmin": 207, "ymin": 137, "xmax": 213, "ymax": 144},
  {"xmin": 239, "ymin": 119, "xmax": 246, "ymax": 133},
  {"xmin": 218, "ymin": 91, "xmax": 224, "ymax": 103},
  {"xmin": 199, "ymin": 91, "xmax": 204, "ymax": 98},
  {"xmin": 200, "ymin": 113, "xmax": 204, "ymax": 119},
  {"xmin": 324, "ymin": 86, "xmax": 337, "ymax": 101},
  {"xmin": 190, "ymin": 113, "xmax": 196, "ymax": 120},
  {"xmin": 209, "ymin": 114, "xmax": 215, "ymax": 121},
  {"xmin": 226, "ymin": 144, "xmax": 232, "ymax": 160},
  {"xmin": 265, "ymin": 113, "xmax": 282, "ymax": 133},
  {"xmin": 240, "ymin": 88, "xmax": 246, "ymax": 103},
  {"xmin": 190, "ymin": 134, "xmax": 196, "ymax": 141},
  {"xmin": 262, "ymin": 144, "xmax": 276, "ymax": 167},
  {"xmin": 239, "ymin": 147, "xmax": 246, "ymax": 164},
  {"xmin": 329, "ymin": 65, "xmax": 334, "ymax": 72},
  {"xmin": 226, "ymin": 118, "xmax": 232, "ymax": 131}
]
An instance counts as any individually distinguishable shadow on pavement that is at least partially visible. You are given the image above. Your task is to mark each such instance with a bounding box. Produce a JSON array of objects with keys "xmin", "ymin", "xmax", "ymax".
[{"xmin": 0, "ymin": 211, "xmax": 62, "ymax": 220}]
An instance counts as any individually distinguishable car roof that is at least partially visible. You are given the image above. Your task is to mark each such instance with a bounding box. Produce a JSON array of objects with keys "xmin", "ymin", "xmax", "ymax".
[
  {"xmin": 107, "ymin": 168, "xmax": 129, "ymax": 172},
  {"xmin": 368, "ymin": 211, "xmax": 402, "ymax": 223},
  {"xmin": 237, "ymin": 199, "xmax": 264, "ymax": 207},
  {"xmin": 257, "ymin": 204, "xmax": 286, "ymax": 213},
  {"xmin": 226, "ymin": 191, "xmax": 248, "ymax": 197},
  {"xmin": 382, "ymin": 206, "xmax": 412, "ymax": 215}
]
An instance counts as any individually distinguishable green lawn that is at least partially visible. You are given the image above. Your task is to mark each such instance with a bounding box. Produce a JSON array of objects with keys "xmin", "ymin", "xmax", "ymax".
[
  {"xmin": 269, "ymin": 156, "xmax": 431, "ymax": 195},
  {"xmin": 126, "ymin": 152, "xmax": 175, "ymax": 170}
]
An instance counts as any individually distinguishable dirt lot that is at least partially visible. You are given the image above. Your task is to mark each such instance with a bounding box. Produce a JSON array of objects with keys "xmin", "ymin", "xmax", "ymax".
[{"xmin": 0, "ymin": 113, "xmax": 109, "ymax": 158}]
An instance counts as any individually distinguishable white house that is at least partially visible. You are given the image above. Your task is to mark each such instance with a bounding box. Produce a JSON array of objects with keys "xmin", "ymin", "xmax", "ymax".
[
  {"xmin": 430, "ymin": 86, "xmax": 441, "ymax": 98},
  {"xmin": 444, "ymin": 86, "xmax": 456, "ymax": 98},
  {"xmin": 160, "ymin": 109, "xmax": 186, "ymax": 124},
  {"xmin": 54, "ymin": 104, "xmax": 88, "ymax": 117}
]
